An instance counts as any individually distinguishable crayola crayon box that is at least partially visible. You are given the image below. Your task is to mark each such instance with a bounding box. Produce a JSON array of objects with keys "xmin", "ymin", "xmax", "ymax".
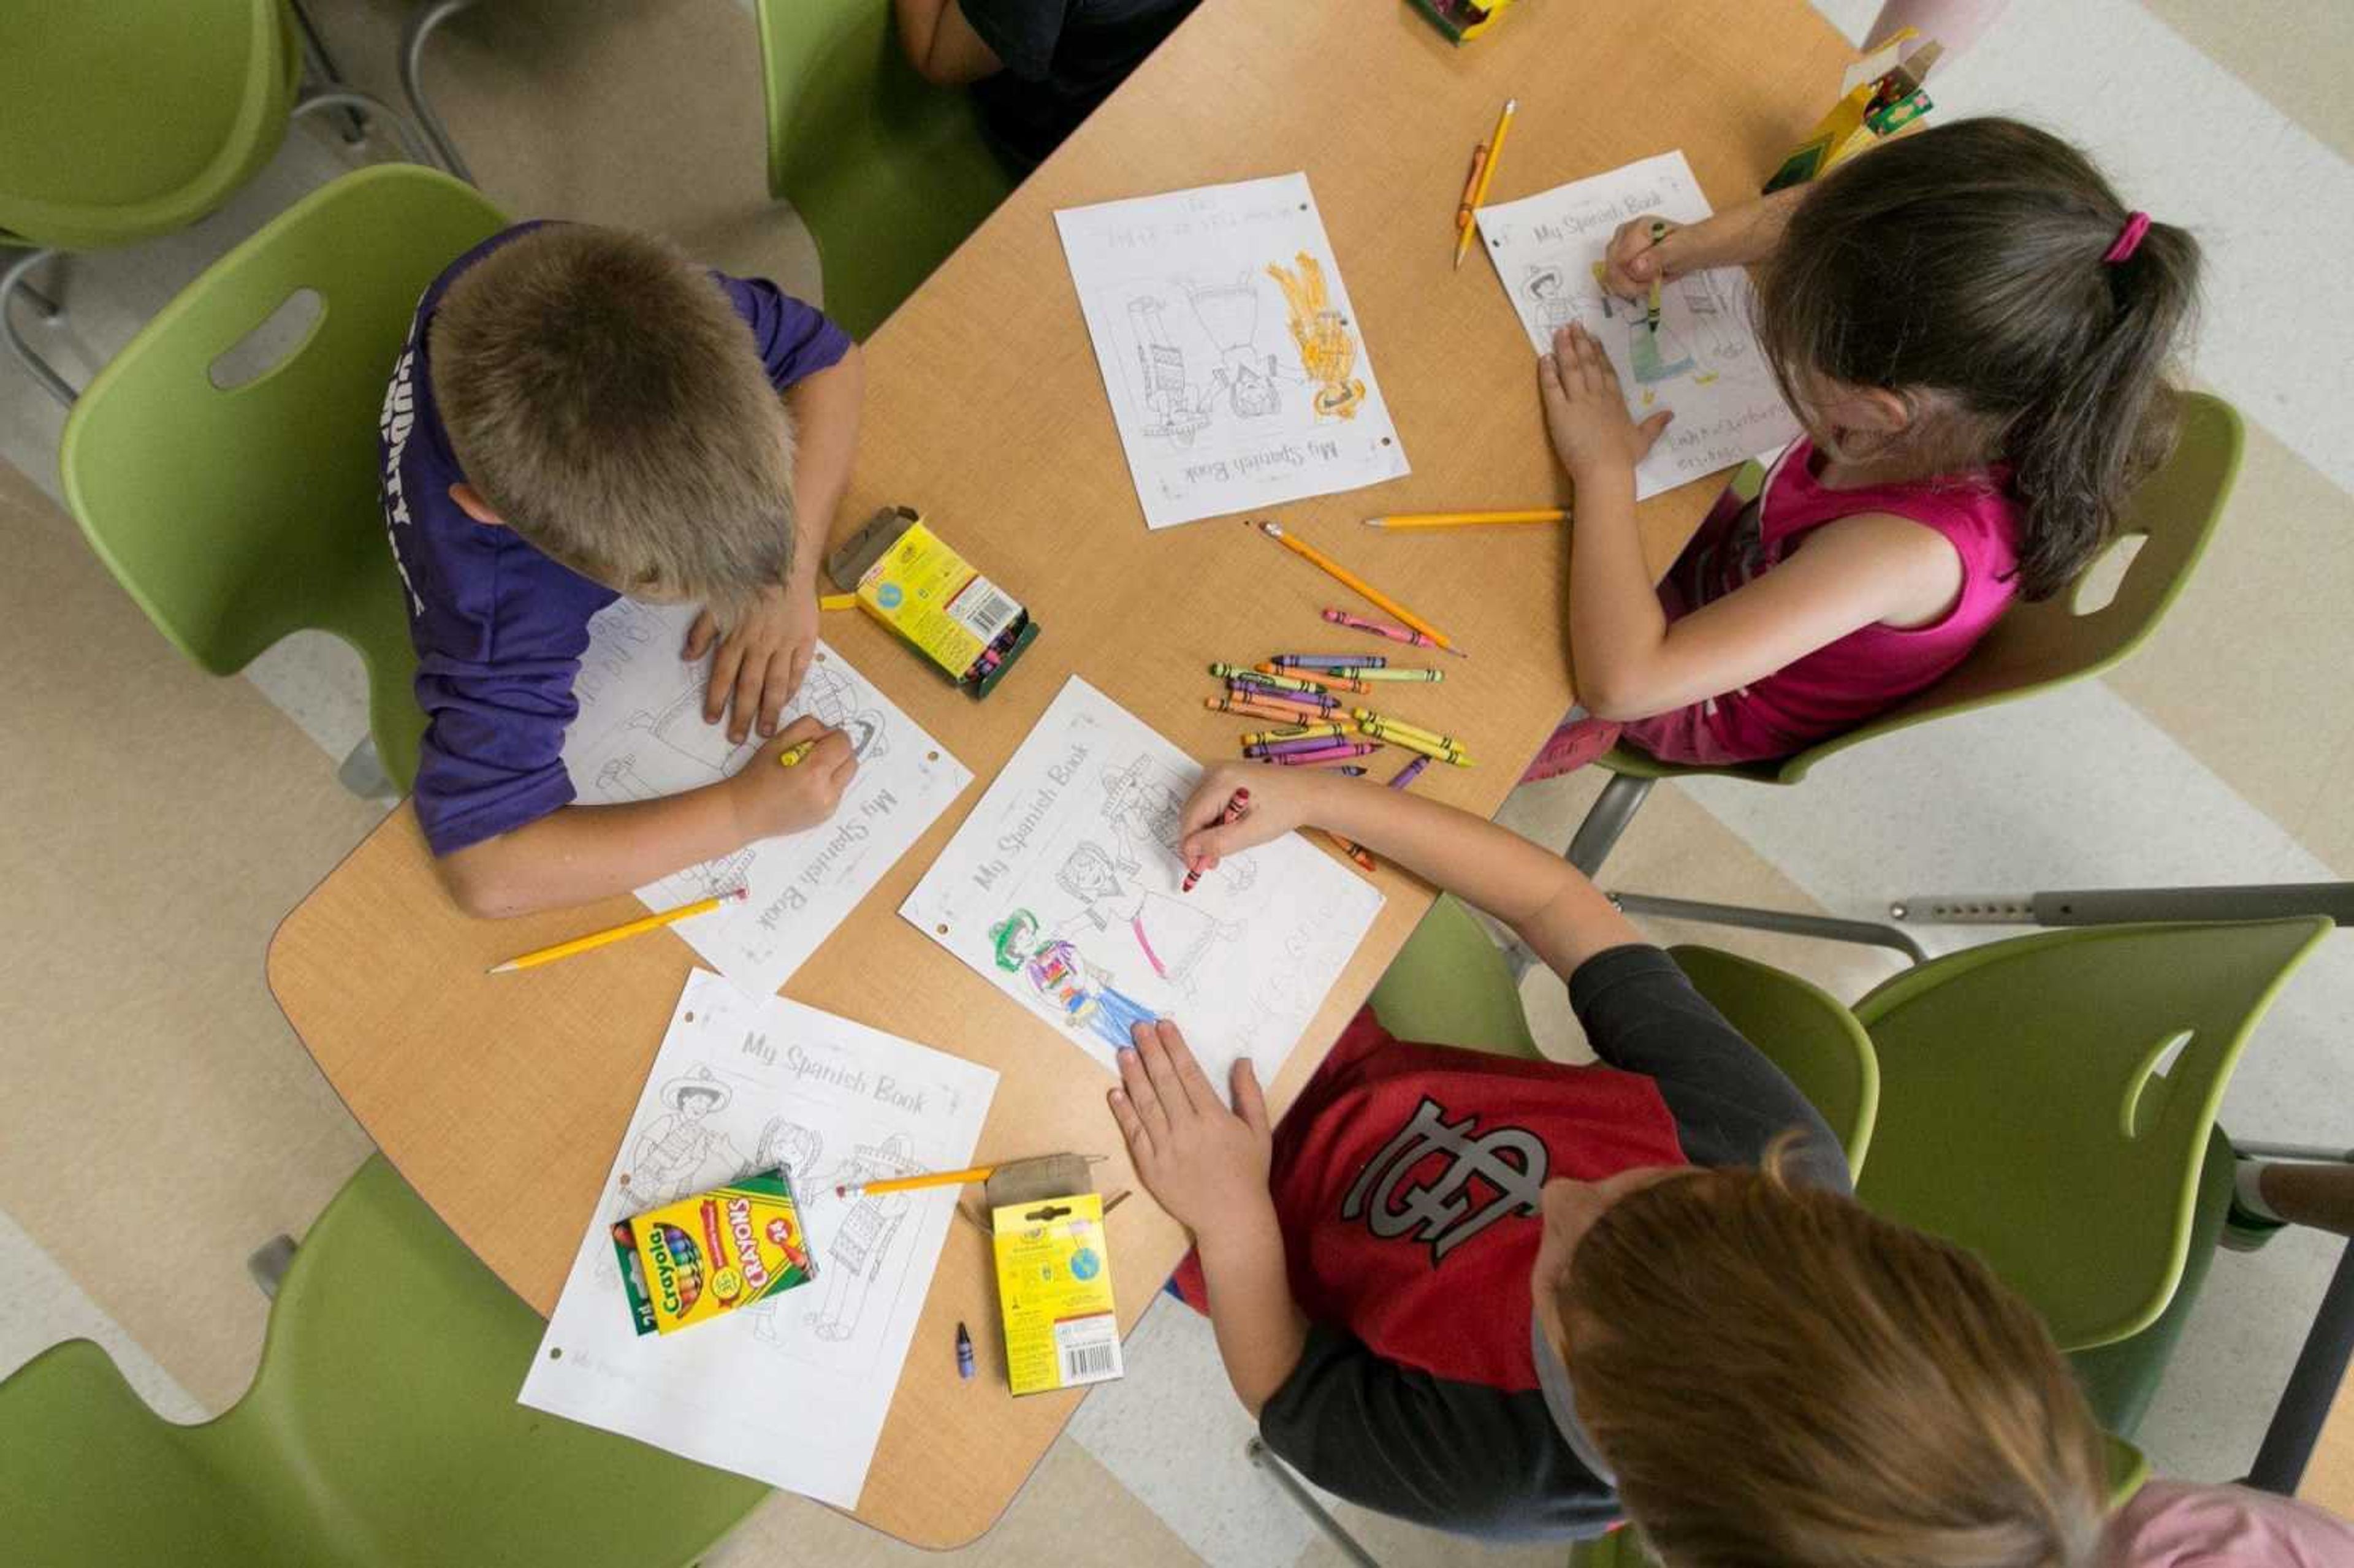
[
  {"xmin": 992, "ymin": 1193, "xmax": 1123, "ymax": 1395},
  {"xmin": 612, "ymin": 1166, "xmax": 815, "ymax": 1336}
]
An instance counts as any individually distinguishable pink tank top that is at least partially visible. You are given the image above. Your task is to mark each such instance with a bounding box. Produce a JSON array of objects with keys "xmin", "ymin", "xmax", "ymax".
[{"xmin": 1659, "ymin": 438, "xmax": 2024, "ymax": 760}]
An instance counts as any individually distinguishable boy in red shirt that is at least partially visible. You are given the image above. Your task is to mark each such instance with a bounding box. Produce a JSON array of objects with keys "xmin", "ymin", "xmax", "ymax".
[{"xmin": 1113, "ymin": 765, "xmax": 2111, "ymax": 1560}]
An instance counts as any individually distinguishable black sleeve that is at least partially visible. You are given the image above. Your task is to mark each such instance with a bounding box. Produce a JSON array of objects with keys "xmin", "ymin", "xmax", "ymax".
[
  {"xmin": 956, "ymin": 0, "xmax": 1068, "ymax": 78},
  {"xmin": 1567, "ymin": 944, "xmax": 1849, "ymax": 1192},
  {"xmin": 1257, "ymin": 1323, "xmax": 1619, "ymax": 1540}
]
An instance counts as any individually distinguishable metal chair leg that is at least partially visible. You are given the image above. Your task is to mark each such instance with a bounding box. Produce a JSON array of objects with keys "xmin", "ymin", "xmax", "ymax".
[
  {"xmin": 2247, "ymin": 1238, "xmax": 2354, "ymax": 1495},
  {"xmin": 285, "ymin": 0, "xmax": 369, "ymax": 142},
  {"xmin": 337, "ymin": 734, "xmax": 395, "ymax": 799},
  {"xmin": 1, "ymin": 249, "xmax": 77, "ymax": 406},
  {"xmin": 1244, "ymin": 1437, "xmax": 1381, "ymax": 1567},
  {"xmin": 1891, "ymin": 883, "xmax": 2354, "ymax": 929},
  {"xmin": 1609, "ymin": 891, "xmax": 1929, "ymax": 963},
  {"xmin": 402, "ymin": 0, "xmax": 481, "ymax": 183},
  {"xmin": 292, "ymin": 88, "xmax": 436, "ymax": 169},
  {"xmin": 1566, "ymin": 773, "xmax": 1653, "ymax": 878}
]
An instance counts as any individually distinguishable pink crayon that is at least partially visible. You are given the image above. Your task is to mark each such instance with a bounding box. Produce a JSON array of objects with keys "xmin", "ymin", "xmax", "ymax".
[{"xmin": 1324, "ymin": 607, "xmax": 1438, "ymax": 650}]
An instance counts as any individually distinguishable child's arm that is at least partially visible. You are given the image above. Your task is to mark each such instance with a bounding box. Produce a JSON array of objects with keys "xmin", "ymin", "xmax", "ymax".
[
  {"xmin": 892, "ymin": 0, "xmax": 1005, "ymax": 85},
  {"xmin": 1542, "ymin": 322, "xmax": 1964, "ymax": 720},
  {"xmin": 1597, "ymin": 186, "xmax": 1803, "ymax": 299},
  {"xmin": 1176, "ymin": 766, "xmax": 1644, "ymax": 984},
  {"xmin": 685, "ymin": 345, "xmax": 867, "ymax": 744},
  {"xmin": 1105, "ymin": 1019, "xmax": 1305, "ymax": 1415},
  {"xmin": 436, "ymin": 719, "xmax": 857, "ymax": 919}
]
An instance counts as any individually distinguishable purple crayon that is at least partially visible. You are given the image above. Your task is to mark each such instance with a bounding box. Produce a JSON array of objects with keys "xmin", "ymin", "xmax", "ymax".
[
  {"xmin": 1388, "ymin": 755, "xmax": 1433, "ymax": 790},
  {"xmin": 1249, "ymin": 734, "xmax": 1364, "ymax": 758},
  {"xmin": 1230, "ymin": 682, "xmax": 1336, "ymax": 714},
  {"xmin": 1273, "ymin": 742, "xmax": 1378, "ymax": 766},
  {"xmin": 1274, "ymin": 653, "xmax": 1386, "ymax": 670}
]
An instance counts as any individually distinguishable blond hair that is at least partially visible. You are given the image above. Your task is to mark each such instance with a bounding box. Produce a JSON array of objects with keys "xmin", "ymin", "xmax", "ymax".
[
  {"xmin": 429, "ymin": 223, "xmax": 796, "ymax": 617},
  {"xmin": 1558, "ymin": 1146, "xmax": 2108, "ymax": 1568}
]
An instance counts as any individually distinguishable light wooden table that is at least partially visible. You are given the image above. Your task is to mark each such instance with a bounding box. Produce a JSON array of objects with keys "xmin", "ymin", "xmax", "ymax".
[{"xmin": 269, "ymin": 0, "xmax": 1849, "ymax": 1547}]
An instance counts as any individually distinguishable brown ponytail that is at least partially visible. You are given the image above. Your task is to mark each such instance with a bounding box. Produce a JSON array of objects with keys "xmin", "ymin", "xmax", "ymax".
[{"xmin": 1752, "ymin": 118, "xmax": 2201, "ymax": 600}]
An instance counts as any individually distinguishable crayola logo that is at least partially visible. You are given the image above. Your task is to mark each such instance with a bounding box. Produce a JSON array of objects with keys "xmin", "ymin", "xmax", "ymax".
[{"xmin": 648, "ymin": 1223, "xmax": 703, "ymax": 1314}]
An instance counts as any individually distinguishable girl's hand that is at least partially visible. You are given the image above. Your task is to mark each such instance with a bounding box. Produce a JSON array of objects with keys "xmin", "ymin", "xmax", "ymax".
[
  {"xmin": 1108, "ymin": 1019, "xmax": 1273, "ymax": 1233},
  {"xmin": 1600, "ymin": 215, "xmax": 1693, "ymax": 299},
  {"xmin": 1177, "ymin": 763, "xmax": 1311, "ymax": 873},
  {"xmin": 1539, "ymin": 322, "xmax": 1673, "ymax": 482}
]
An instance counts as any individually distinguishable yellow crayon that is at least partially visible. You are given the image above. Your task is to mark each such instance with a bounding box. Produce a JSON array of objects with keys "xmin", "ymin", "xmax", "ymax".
[
  {"xmin": 1343, "ymin": 668, "xmax": 1444, "ymax": 683},
  {"xmin": 1250, "ymin": 663, "xmax": 1371, "ymax": 695},
  {"xmin": 1240, "ymin": 723, "xmax": 1353, "ymax": 745}
]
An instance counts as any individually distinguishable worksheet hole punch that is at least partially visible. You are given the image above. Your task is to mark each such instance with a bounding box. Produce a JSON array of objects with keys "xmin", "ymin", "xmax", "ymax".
[
  {"xmin": 928, "ymin": 750, "xmax": 940, "ymax": 763},
  {"xmin": 936, "ymin": 923, "xmax": 950, "ymax": 935},
  {"xmin": 547, "ymin": 1347, "xmax": 563, "ymax": 1360}
]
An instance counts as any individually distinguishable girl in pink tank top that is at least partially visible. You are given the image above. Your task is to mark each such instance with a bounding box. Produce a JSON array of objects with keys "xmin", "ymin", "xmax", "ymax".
[{"xmin": 1524, "ymin": 119, "xmax": 2200, "ymax": 780}]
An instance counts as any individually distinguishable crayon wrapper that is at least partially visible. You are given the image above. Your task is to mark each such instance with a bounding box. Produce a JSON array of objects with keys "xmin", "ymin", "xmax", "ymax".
[{"xmin": 614, "ymin": 1165, "xmax": 816, "ymax": 1336}]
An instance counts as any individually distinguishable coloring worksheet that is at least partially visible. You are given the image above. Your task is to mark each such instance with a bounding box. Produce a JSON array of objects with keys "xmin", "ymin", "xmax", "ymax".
[
  {"xmin": 901, "ymin": 677, "xmax": 1384, "ymax": 1097},
  {"xmin": 520, "ymin": 969, "xmax": 999, "ymax": 1507},
  {"xmin": 1476, "ymin": 151, "xmax": 1802, "ymax": 500},
  {"xmin": 1056, "ymin": 172, "xmax": 1411, "ymax": 529},
  {"xmin": 560, "ymin": 598, "xmax": 972, "ymax": 995}
]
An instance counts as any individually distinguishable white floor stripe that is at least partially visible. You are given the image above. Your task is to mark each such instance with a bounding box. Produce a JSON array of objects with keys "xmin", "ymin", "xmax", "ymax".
[{"xmin": 0, "ymin": 1203, "xmax": 208, "ymax": 1424}]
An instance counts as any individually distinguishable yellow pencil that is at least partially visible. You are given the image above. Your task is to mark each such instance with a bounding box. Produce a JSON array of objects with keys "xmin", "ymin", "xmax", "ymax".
[
  {"xmin": 836, "ymin": 1164, "xmax": 999, "ymax": 1199},
  {"xmin": 488, "ymin": 887, "xmax": 748, "ymax": 975},
  {"xmin": 1258, "ymin": 521, "xmax": 1459, "ymax": 654},
  {"xmin": 1365, "ymin": 509, "xmax": 1569, "ymax": 530},
  {"xmin": 820, "ymin": 592, "xmax": 859, "ymax": 611},
  {"xmin": 1453, "ymin": 97, "xmax": 1517, "ymax": 270}
]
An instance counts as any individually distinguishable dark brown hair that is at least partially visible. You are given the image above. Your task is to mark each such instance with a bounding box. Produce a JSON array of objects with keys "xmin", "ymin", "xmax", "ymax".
[
  {"xmin": 430, "ymin": 224, "xmax": 796, "ymax": 618},
  {"xmin": 1754, "ymin": 118, "xmax": 2199, "ymax": 601},
  {"xmin": 1556, "ymin": 1146, "xmax": 2109, "ymax": 1568}
]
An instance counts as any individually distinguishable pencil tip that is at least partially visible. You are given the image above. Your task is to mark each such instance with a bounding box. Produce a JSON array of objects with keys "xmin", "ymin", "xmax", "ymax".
[
  {"xmin": 487, "ymin": 962, "xmax": 516, "ymax": 975},
  {"xmin": 1363, "ymin": 518, "xmax": 1385, "ymax": 527}
]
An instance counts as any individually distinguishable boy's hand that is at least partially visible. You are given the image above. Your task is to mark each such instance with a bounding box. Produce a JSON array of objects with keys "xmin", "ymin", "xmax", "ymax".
[
  {"xmin": 1600, "ymin": 214, "xmax": 1693, "ymax": 299},
  {"xmin": 1176, "ymin": 763, "xmax": 1312, "ymax": 875},
  {"xmin": 1108, "ymin": 1019, "xmax": 1273, "ymax": 1233},
  {"xmin": 1539, "ymin": 322, "xmax": 1673, "ymax": 482},
  {"xmin": 687, "ymin": 580, "xmax": 821, "ymax": 745},
  {"xmin": 725, "ymin": 716, "xmax": 858, "ymax": 842}
]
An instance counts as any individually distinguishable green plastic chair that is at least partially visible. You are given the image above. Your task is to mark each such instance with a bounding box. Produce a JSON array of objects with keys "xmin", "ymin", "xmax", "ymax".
[
  {"xmin": 754, "ymin": 0, "xmax": 1015, "ymax": 341},
  {"xmin": 1853, "ymin": 918, "xmax": 2329, "ymax": 1353},
  {"xmin": 1558, "ymin": 393, "xmax": 2245, "ymax": 957},
  {"xmin": 0, "ymin": 2, "xmax": 432, "ymax": 405},
  {"xmin": 59, "ymin": 164, "xmax": 509, "ymax": 794},
  {"xmin": 1367, "ymin": 897, "xmax": 1878, "ymax": 1173},
  {"xmin": 0, "ymin": 1154, "xmax": 768, "ymax": 1566}
]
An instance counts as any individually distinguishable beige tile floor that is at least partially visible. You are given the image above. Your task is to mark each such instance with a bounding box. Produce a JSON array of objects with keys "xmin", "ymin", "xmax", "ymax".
[{"xmin": 9, "ymin": 0, "xmax": 2354, "ymax": 1561}]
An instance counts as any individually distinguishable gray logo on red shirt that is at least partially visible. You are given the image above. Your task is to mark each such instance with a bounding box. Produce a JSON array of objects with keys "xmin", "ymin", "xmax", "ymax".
[{"xmin": 1341, "ymin": 1096, "xmax": 1547, "ymax": 1263}]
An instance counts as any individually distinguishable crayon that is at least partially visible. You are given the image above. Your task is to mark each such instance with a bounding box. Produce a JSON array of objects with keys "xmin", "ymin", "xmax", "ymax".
[
  {"xmin": 1271, "ymin": 743, "xmax": 1378, "ymax": 766},
  {"xmin": 1205, "ymin": 695, "xmax": 1311, "ymax": 721},
  {"xmin": 1241, "ymin": 723, "xmax": 1351, "ymax": 745},
  {"xmin": 1232, "ymin": 668, "xmax": 1350, "ymax": 698},
  {"xmin": 1231, "ymin": 683, "xmax": 1338, "ymax": 714},
  {"xmin": 1645, "ymin": 221, "xmax": 1666, "ymax": 334},
  {"xmin": 1324, "ymin": 831, "xmax": 1378, "ymax": 873},
  {"xmin": 1350, "ymin": 709, "xmax": 1465, "ymax": 750},
  {"xmin": 1249, "ymin": 663, "xmax": 1371, "ymax": 695},
  {"xmin": 1358, "ymin": 722, "xmax": 1472, "ymax": 766},
  {"xmin": 1260, "ymin": 521, "xmax": 1460, "ymax": 654},
  {"xmin": 1249, "ymin": 733, "xmax": 1368, "ymax": 757},
  {"xmin": 1274, "ymin": 653, "xmax": 1385, "ymax": 670},
  {"xmin": 1453, "ymin": 97, "xmax": 1515, "ymax": 270},
  {"xmin": 1331, "ymin": 766, "xmax": 1369, "ymax": 777},
  {"xmin": 1388, "ymin": 755, "xmax": 1432, "ymax": 790},
  {"xmin": 1324, "ymin": 607, "xmax": 1440, "ymax": 650},
  {"xmin": 956, "ymin": 1321, "xmax": 975, "ymax": 1380},
  {"xmin": 1183, "ymin": 787, "xmax": 1251, "ymax": 893},
  {"xmin": 1341, "ymin": 667, "xmax": 1443, "ymax": 683}
]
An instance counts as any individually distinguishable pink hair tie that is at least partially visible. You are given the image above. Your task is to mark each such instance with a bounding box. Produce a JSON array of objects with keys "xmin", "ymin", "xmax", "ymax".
[{"xmin": 2103, "ymin": 211, "xmax": 2151, "ymax": 264}]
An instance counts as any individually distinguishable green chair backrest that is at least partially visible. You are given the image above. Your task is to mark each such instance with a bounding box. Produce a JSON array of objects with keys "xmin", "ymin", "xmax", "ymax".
[
  {"xmin": 0, "ymin": 0, "xmax": 298, "ymax": 251},
  {"xmin": 1853, "ymin": 917, "xmax": 2328, "ymax": 1350},
  {"xmin": 1366, "ymin": 905, "xmax": 1878, "ymax": 1183},
  {"xmin": 1599, "ymin": 390, "xmax": 2243, "ymax": 789},
  {"xmin": 59, "ymin": 165, "xmax": 509, "ymax": 792},
  {"xmin": 0, "ymin": 1155, "xmax": 768, "ymax": 1566},
  {"xmin": 1666, "ymin": 945, "xmax": 1878, "ymax": 1174},
  {"xmin": 755, "ymin": 0, "xmax": 1015, "ymax": 340}
]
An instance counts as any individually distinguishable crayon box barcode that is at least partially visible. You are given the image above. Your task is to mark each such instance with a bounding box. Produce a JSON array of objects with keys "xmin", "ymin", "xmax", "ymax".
[
  {"xmin": 1054, "ymin": 1315, "xmax": 1122, "ymax": 1388},
  {"xmin": 952, "ymin": 579, "xmax": 1018, "ymax": 642}
]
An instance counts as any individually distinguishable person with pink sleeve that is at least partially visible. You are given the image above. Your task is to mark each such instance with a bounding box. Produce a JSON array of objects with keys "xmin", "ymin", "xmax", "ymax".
[
  {"xmin": 1523, "ymin": 118, "xmax": 2201, "ymax": 780},
  {"xmin": 2107, "ymin": 1481, "xmax": 2354, "ymax": 1566}
]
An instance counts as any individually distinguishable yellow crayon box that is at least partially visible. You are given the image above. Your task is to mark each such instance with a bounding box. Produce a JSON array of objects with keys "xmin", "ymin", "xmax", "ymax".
[
  {"xmin": 612, "ymin": 1166, "xmax": 816, "ymax": 1336},
  {"xmin": 991, "ymin": 1193, "xmax": 1123, "ymax": 1395},
  {"xmin": 826, "ymin": 504, "xmax": 1039, "ymax": 699}
]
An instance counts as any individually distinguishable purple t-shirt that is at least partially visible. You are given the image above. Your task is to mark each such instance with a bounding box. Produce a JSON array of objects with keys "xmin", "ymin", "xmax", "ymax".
[{"xmin": 377, "ymin": 223, "xmax": 850, "ymax": 857}]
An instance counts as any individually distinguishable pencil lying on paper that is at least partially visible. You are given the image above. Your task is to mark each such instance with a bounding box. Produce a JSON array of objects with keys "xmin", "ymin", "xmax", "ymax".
[
  {"xmin": 487, "ymin": 887, "xmax": 748, "ymax": 974},
  {"xmin": 1365, "ymin": 509, "xmax": 1569, "ymax": 530},
  {"xmin": 1257, "ymin": 521, "xmax": 1460, "ymax": 655},
  {"xmin": 836, "ymin": 1165, "xmax": 998, "ymax": 1200}
]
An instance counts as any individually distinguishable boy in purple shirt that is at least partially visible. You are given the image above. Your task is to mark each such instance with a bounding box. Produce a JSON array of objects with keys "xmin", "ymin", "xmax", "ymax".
[{"xmin": 378, "ymin": 222, "xmax": 866, "ymax": 916}]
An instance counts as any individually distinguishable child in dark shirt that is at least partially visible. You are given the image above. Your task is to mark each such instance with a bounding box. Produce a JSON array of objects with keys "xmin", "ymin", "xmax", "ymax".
[
  {"xmin": 1107, "ymin": 764, "xmax": 2110, "ymax": 1561},
  {"xmin": 379, "ymin": 222, "xmax": 866, "ymax": 916},
  {"xmin": 892, "ymin": 0, "xmax": 1200, "ymax": 170}
]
